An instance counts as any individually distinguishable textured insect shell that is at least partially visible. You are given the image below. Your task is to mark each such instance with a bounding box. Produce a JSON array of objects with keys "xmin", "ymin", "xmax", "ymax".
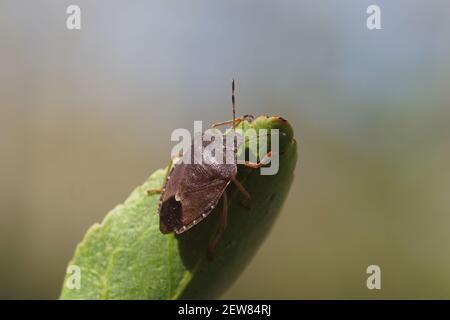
[{"xmin": 157, "ymin": 131, "xmax": 241, "ymax": 234}]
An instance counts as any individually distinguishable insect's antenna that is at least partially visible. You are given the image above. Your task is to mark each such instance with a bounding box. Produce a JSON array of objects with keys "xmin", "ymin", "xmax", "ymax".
[
  {"xmin": 232, "ymin": 79, "xmax": 237, "ymax": 161},
  {"xmin": 232, "ymin": 79, "xmax": 236, "ymax": 132}
]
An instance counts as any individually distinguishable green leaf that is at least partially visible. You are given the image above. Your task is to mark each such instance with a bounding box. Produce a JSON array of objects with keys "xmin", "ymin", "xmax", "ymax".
[{"xmin": 60, "ymin": 116, "xmax": 297, "ymax": 299}]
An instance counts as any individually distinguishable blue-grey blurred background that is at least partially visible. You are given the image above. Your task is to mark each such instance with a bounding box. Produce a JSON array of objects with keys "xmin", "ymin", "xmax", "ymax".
[{"xmin": 1, "ymin": 0, "xmax": 450, "ymax": 299}]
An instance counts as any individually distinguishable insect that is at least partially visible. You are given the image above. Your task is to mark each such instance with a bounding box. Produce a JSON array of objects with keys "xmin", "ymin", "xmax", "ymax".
[{"xmin": 148, "ymin": 80, "xmax": 272, "ymax": 258}]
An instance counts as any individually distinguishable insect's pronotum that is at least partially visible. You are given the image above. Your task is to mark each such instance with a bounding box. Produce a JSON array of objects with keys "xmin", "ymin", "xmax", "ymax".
[{"xmin": 148, "ymin": 80, "xmax": 272, "ymax": 258}]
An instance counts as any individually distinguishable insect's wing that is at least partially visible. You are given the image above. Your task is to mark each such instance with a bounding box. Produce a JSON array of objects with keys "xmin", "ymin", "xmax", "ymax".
[
  {"xmin": 175, "ymin": 165, "xmax": 230, "ymax": 233},
  {"xmin": 159, "ymin": 164, "xmax": 229, "ymax": 234}
]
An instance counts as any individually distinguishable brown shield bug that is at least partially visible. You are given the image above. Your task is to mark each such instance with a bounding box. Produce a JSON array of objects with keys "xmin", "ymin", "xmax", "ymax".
[{"xmin": 148, "ymin": 80, "xmax": 272, "ymax": 258}]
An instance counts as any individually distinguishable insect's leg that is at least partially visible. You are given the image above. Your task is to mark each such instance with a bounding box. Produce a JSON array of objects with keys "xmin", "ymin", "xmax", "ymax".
[
  {"xmin": 232, "ymin": 177, "xmax": 251, "ymax": 209},
  {"xmin": 211, "ymin": 115, "xmax": 254, "ymax": 128},
  {"xmin": 207, "ymin": 191, "xmax": 228, "ymax": 260},
  {"xmin": 243, "ymin": 151, "xmax": 272, "ymax": 169},
  {"xmin": 231, "ymin": 177, "xmax": 251, "ymax": 200},
  {"xmin": 147, "ymin": 189, "xmax": 162, "ymax": 196},
  {"xmin": 211, "ymin": 118, "xmax": 242, "ymax": 128},
  {"xmin": 147, "ymin": 159, "xmax": 173, "ymax": 196}
]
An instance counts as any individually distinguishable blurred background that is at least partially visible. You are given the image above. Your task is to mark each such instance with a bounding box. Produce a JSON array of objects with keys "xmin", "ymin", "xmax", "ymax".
[{"xmin": 1, "ymin": 0, "xmax": 450, "ymax": 299}]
